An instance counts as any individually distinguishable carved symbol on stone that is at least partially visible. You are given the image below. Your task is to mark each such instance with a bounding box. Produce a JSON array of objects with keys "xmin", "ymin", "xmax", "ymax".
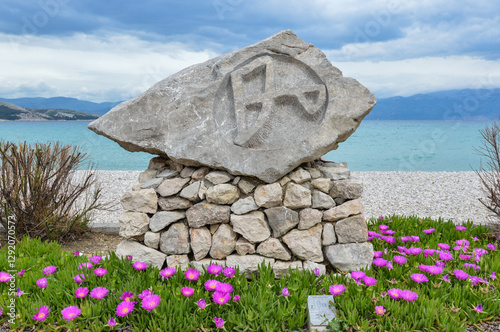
[{"xmin": 214, "ymin": 54, "xmax": 328, "ymax": 150}]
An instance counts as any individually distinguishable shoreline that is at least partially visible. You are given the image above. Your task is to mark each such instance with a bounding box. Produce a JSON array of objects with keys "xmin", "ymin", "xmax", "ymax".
[{"xmin": 83, "ymin": 170, "xmax": 496, "ymax": 227}]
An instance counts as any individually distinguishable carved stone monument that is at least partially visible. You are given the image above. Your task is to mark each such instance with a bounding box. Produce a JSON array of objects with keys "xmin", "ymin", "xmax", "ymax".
[{"xmin": 89, "ymin": 30, "xmax": 376, "ymax": 275}]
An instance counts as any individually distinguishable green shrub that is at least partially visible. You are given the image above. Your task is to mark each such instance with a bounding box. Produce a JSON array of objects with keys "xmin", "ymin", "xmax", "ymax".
[{"xmin": 0, "ymin": 141, "xmax": 103, "ymax": 242}]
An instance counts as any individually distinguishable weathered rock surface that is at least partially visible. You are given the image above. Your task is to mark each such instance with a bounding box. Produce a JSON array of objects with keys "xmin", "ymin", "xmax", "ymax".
[
  {"xmin": 231, "ymin": 211, "xmax": 271, "ymax": 243},
  {"xmin": 273, "ymin": 261, "xmax": 303, "ymax": 278},
  {"xmin": 179, "ymin": 181, "xmax": 201, "ymax": 201},
  {"xmin": 205, "ymin": 171, "xmax": 233, "ymax": 184},
  {"xmin": 231, "ymin": 196, "xmax": 259, "ymax": 215},
  {"xmin": 191, "ymin": 259, "xmax": 226, "ymax": 273},
  {"xmin": 186, "ymin": 202, "xmax": 230, "ymax": 228},
  {"xmin": 119, "ymin": 212, "xmax": 150, "ymax": 238},
  {"xmin": 254, "ymin": 183, "xmax": 283, "ymax": 208},
  {"xmin": 322, "ymin": 223, "xmax": 337, "ymax": 246},
  {"xmin": 226, "ymin": 254, "xmax": 275, "ymax": 278},
  {"xmin": 166, "ymin": 255, "xmax": 190, "ymax": 270},
  {"xmin": 116, "ymin": 239, "xmax": 166, "ymax": 269},
  {"xmin": 298, "ymin": 208, "xmax": 323, "ymax": 230},
  {"xmin": 303, "ymin": 261, "xmax": 326, "ymax": 275},
  {"xmin": 89, "ymin": 30, "xmax": 375, "ymax": 183},
  {"xmin": 335, "ymin": 214, "xmax": 368, "ymax": 243},
  {"xmin": 156, "ymin": 178, "xmax": 190, "ymax": 197},
  {"xmin": 323, "ymin": 198, "xmax": 363, "ymax": 222},
  {"xmin": 283, "ymin": 183, "xmax": 311, "ymax": 209},
  {"xmin": 121, "ymin": 189, "xmax": 158, "ymax": 214},
  {"xmin": 206, "ymin": 184, "xmax": 239, "ymax": 204},
  {"xmin": 311, "ymin": 178, "xmax": 332, "ymax": 193},
  {"xmin": 319, "ymin": 166, "xmax": 350, "ymax": 180},
  {"xmin": 235, "ymin": 237, "xmax": 256, "ymax": 255},
  {"xmin": 190, "ymin": 227, "xmax": 212, "ymax": 260},
  {"xmin": 149, "ymin": 211, "xmax": 186, "ymax": 232},
  {"xmin": 209, "ymin": 224, "xmax": 237, "ymax": 259},
  {"xmin": 330, "ymin": 179, "xmax": 363, "ymax": 199},
  {"xmin": 282, "ymin": 223, "xmax": 323, "ymax": 262},
  {"xmin": 144, "ymin": 231, "xmax": 161, "ymax": 249},
  {"xmin": 264, "ymin": 206, "xmax": 299, "ymax": 237},
  {"xmin": 158, "ymin": 196, "xmax": 193, "ymax": 211},
  {"xmin": 159, "ymin": 223, "xmax": 190, "ymax": 255},
  {"xmin": 324, "ymin": 242, "xmax": 374, "ymax": 271},
  {"xmin": 311, "ymin": 190, "xmax": 335, "ymax": 209},
  {"xmin": 256, "ymin": 238, "xmax": 292, "ymax": 261},
  {"xmin": 289, "ymin": 168, "xmax": 311, "ymax": 184}
]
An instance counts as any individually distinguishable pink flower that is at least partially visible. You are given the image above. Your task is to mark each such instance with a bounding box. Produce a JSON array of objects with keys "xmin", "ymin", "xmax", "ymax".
[
  {"xmin": 116, "ymin": 301, "xmax": 135, "ymax": 317},
  {"xmin": 160, "ymin": 267, "xmax": 176, "ymax": 279},
  {"xmin": 138, "ymin": 289, "xmax": 152, "ymax": 299},
  {"xmin": 453, "ymin": 269, "xmax": 469, "ymax": 280},
  {"xmin": 393, "ymin": 256, "xmax": 407, "ymax": 265},
  {"xmin": 36, "ymin": 277, "xmax": 48, "ymax": 289},
  {"xmin": 214, "ymin": 316, "xmax": 225, "ymax": 328},
  {"xmin": 281, "ymin": 287, "xmax": 289, "ymax": 297},
  {"xmin": 72, "ymin": 251, "xmax": 80, "ymax": 256},
  {"xmin": 350, "ymin": 271, "xmax": 366, "ymax": 280},
  {"xmin": 387, "ymin": 288, "xmax": 401, "ymax": 299},
  {"xmin": 459, "ymin": 254, "xmax": 473, "ymax": 260},
  {"xmin": 206, "ymin": 264, "xmax": 223, "ymax": 275},
  {"xmin": 18, "ymin": 270, "xmax": 25, "ymax": 277},
  {"xmin": 90, "ymin": 287, "xmax": 109, "ymax": 299},
  {"xmin": 373, "ymin": 258, "xmax": 387, "ymax": 267},
  {"xmin": 397, "ymin": 246, "xmax": 407, "ymax": 254},
  {"xmin": 32, "ymin": 306, "xmax": 51, "ymax": 321},
  {"xmin": 472, "ymin": 235, "xmax": 479, "ymax": 241},
  {"xmin": 382, "ymin": 236, "xmax": 396, "ymax": 244},
  {"xmin": 424, "ymin": 249, "xmax": 436, "ymax": 258},
  {"xmin": 410, "ymin": 236, "xmax": 420, "ymax": 242},
  {"xmin": 78, "ymin": 262, "xmax": 93, "ymax": 270},
  {"xmin": 474, "ymin": 304, "xmax": 483, "ymax": 313},
  {"xmin": 16, "ymin": 288, "xmax": 24, "ymax": 296},
  {"xmin": 400, "ymin": 290, "xmax": 418, "ymax": 302},
  {"xmin": 463, "ymin": 263, "xmax": 480, "ymax": 271},
  {"xmin": 233, "ymin": 294, "xmax": 241, "ymax": 302},
  {"xmin": 213, "ymin": 291, "xmax": 231, "ymax": 305},
  {"xmin": 373, "ymin": 251, "xmax": 383, "ymax": 258},
  {"xmin": 197, "ymin": 298, "xmax": 207, "ymax": 309},
  {"xmin": 216, "ymin": 283, "xmax": 234, "ymax": 294},
  {"xmin": 386, "ymin": 261, "xmax": 393, "ymax": 270},
  {"xmin": 363, "ymin": 276, "xmax": 377, "ymax": 286},
  {"xmin": 108, "ymin": 317, "xmax": 116, "ymax": 327},
  {"xmin": 314, "ymin": 268, "xmax": 320, "ymax": 276},
  {"xmin": 42, "ymin": 266, "xmax": 57, "ymax": 276},
  {"xmin": 89, "ymin": 256, "xmax": 102, "ymax": 265},
  {"xmin": 181, "ymin": 287, "xmax": 195, "ymax": 297},
  {"xmin": 120, "ymin": 291, "xmax": 134, "ymax": 302},
  {"xmin": 185, "ymin": 268, "xmax": 200, "ymax": 281},
  {"xmin": 205, "ymin": 279, "xmax": 220, "ymax": 291},
  {"xmin": 443, "ymin": 274, "xmax": 450, "ymax": 282},
  {"xmin": 490, "ymin": 272, "xmax": 497, "ymax": 280},
  {"xmin": 400, "ymin": 236, "xmax": 410, "ymax": 243},
  {"xmin": 456, "ymin": 226, "xmax": 467, "ymax": 231},
  {"xmin": 93, "ymin": 268, "xmax": 107, "ymax": 277},
  {"xmin": 329, "ymin": 284, "xmax": 346, "ymax": 296},
  {"xmin": 127, "ymin": 255, "xmax": 133, "ymax": 260},
  {"xmin": 435, "ymin": 261, "xmax": 446, "ymax": 269},
  {"xmin": 487, "ymin": 244, "xmax": 497, "ymax": 251},
  {"xmin": 73, "ymin": 274, "xmax": 85, "ymax": 284},
  {"xmin": 411, "ymin": 273, "xmax": 428, "ymax": 283},
  {"xmin": 439, "ymin": 251, "xmax": 453, "ymax": 261},
  {"xmin": 141, "ymin": 294, "xmax": 161, "ymax": 312},
  {"xmin": 375, "ymin": 306, "xmax": 386, "ymax": 315},
  {"xmin": 437, "ymin": 243, "xmax": 450, "ymax": 250},
  {"xmin": 427, "ymin": 265, "xmax": 444, "ymax": 275},
  {"xmin": 75, "ymin": 287, "xmax": 89, "ymax": 299},
  {"xmin": 384, "ymin": 230, "xmax": 395, "ymax": 235},
  {"xmin": 379, "ymin": 224, "xmax": 389, "ymax": 231},
  {"xmin": 223, "ymin": 267, "xmax": 236, "ymax": 278},
  {"xmin": 423, "ymin": 228, "xmax": 435, "ymax": 234},
  {"xmin": 407, "ymin": 247, "xmax": 422, "ymax": 255},
  {"xmin": 132, "ymin": 262, "xmax": 147, "ymax": 271},
  {"xmin": 61, "ymin": 306, "xmax": 81, "ymax": 321}
]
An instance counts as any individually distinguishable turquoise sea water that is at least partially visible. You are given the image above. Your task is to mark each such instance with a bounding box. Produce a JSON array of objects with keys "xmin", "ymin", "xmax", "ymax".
[{"xmin": 0, "ymin": 120, "xmax": 492, "ymax": 171}]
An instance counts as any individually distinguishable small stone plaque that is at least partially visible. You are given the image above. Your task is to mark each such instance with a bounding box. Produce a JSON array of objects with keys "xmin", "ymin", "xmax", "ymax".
[{"xmin": 307, "ymin": 295, "xmax": 336, "ymax": 331}]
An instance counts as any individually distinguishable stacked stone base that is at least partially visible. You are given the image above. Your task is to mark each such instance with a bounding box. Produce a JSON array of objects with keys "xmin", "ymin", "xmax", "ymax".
[{"xmin": 116, "ymin": 157, "xmax": 373, "ymax": 277}]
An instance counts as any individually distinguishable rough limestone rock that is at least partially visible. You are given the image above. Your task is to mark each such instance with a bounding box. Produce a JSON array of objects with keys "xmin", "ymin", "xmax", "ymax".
[
  {"xmin": 231, "ymin": 196, "xmax": 259, "ymax": 215},
  {"xmin": 303, "ymin": 261, "xmax": 326, "ymax": 275},
  {"xmin": 89, "ymin": 30, "xmax": 375, "ymax": 183},
  {"xmin": 231, "ymin": 211, "xmax": 271, "ymax": 243},
  {"xmin": 179, "ymin": 181, "xmax": 201, "ymax": 201},
  {"xmin": 335, "ymin": 214, "xmax": 368, "ymax": 243},
  {"xmin": 238, "ymin": 179, "xmax": 256, "ymax": 195},
  {"xmin": 190, "ymin": 227, "xmax": 212, "ymax": 261},
  {"xmin": 311, "ymin": 190, "xmax": 335, "ymax": 209},
  {"xmin": 116, "ymin": 239, "xmax": 166, "ymax": 269},
  {"xmin": 282, "ymin": 223, "xmax": 323, "ymax": 262},
  {"xmin": 298, "ymin": 208, "xmax": 323, "ymax": 230},
  {"xmin": 256, "ymin": 238, "xmax": 292, "ymax": 261},
  {"xmin": 283, "ymin": 183, "xmax": 311, "ymax": 209},
  {"xmin": 324, "ymin": 242, "xmax": 374, "ymax": 271},
  {"xmin": 138, "ymin": 170, "xmax": 158, "ymax": 184},
  {"xmin": 120, "ymin": 189, "xmax": 158, "ymax": 214},
  {"xmin": 311, "ymin": 178, "xmax": 332, "ymax": 193},
  {"xmin": 273, "ymin": 261, "xmax": 303, "ymax": 278},
  {"xmin": 322, "ymin": 223, "xmax": 337, "ymax": 246},
  {"xmin": 180, "ymin": 166, "xmax": 196, "ymax": 178},
  {"xmin": 254, "ymin": 183, "xmax": 283, "ymax": 208},
  {"xmin": 144, "ymin": 231, "xmax": 161, "ymax": 249},
  {"xmin": 156, "ymin": 178, "xmax": 190, "ymax": 197},
  {"xmin": 289, "ymin": 168, "xmax": 311, "ymax": 184},
  {"xmin": 319, "ymin": 166, "xmax": 350, "ymax": 180},
  {"xmin": 119, "ymin": 212, "xmax": 150, "ymax": 238},
  {"xmin": 330, "ymin": 179, "xmax": 363, "ymax": 199},
  {"xmin": 159, "ymin": 223, "xmax": 190, "ymax": 255},
  {"xmin": 235, "ymin": 237, "xmax": 256, "ymax": 255},
  {"xmin": 205, "ymin": 171, "xmax": 233, "ymax": 184},
  {"xmin": 206, "ymin": 184, "xmax": 240, "ymax": 205},
  {"xmin": 226, "ymin": 254, "xmax": 275, "ymax": 278},
  {"xmin": 264, "ymin": 206, "xmax": 299, "ymax": 237},
  {"xmin": 149, "ymin": 211, "xmax": 186, "ymax": 232},
  {"xmin": 323, "ymin": 198, "xmax": 363, "ymax": 222},
  {"xmin": 140, "ymin": 177, "xmax": 163, "ymax": 189},
  {"xmin": 166, "ymin": 255, "xmax": 190, "ymax": 270},
  {"xmin": 158, "ymin": 196, "xmax": 192, "ymax": 211},
  {"xmin": 210, "ymin": 224, "xmax": 237, "ymax": 259},
  {"xmin": 186, "ymin": 202, "xmax": 230, "ymax": 228}
]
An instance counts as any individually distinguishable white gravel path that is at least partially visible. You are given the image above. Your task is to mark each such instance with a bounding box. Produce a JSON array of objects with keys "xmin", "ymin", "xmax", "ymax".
[{"xmin": 86, "ymin": 171, "xmax": 498, "ymax": 226}]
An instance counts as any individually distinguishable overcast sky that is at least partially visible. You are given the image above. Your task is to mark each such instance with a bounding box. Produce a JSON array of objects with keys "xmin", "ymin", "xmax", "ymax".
[{"xmin": 1, "ymin": 0, "xmax": 499, "ymax": 102}]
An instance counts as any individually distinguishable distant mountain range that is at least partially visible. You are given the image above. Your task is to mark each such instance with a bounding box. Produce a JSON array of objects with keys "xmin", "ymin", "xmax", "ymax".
[
  {"xmin": 1, "ymin": 88, "xmax": 499, "ymax": 120},
  {"xmin": 0, "ymin": 102, "xmax": 99, "ymax": 121}
]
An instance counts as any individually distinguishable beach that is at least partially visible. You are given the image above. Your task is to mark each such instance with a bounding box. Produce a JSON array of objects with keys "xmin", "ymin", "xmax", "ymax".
[{"xmin": 87, "ymin": 171, "xmax": 497, "ymax": 227}]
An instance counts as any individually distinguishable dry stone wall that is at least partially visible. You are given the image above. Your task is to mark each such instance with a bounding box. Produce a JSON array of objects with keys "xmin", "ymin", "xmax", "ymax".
[{"xmin": 116, "ymin": 157, "xmax": 374, "ymax": 277}]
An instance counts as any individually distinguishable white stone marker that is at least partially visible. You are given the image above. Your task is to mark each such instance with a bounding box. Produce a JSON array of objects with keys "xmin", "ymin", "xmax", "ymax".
[{"xmin": 307, "ymin": 295, "xmax": 336, "ymax": 332}]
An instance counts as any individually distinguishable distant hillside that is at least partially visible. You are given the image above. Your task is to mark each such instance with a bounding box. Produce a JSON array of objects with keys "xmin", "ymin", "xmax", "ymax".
[
  {"xmin": 367, "ymin": 88, "xmax": 500, "ymax": 120},
  {"xmin": 0, "ymin": 97, "xmax": 121, "ymax": 115},
  {"xmin": 0, "ymin": 102, "xmax": 99, "ymax": 121}
]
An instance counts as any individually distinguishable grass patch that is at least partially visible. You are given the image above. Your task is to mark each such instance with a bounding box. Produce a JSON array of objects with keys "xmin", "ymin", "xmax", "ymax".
[{"xmin": 0, "ymin": 215, "xmax": 498, "ymax": 331}]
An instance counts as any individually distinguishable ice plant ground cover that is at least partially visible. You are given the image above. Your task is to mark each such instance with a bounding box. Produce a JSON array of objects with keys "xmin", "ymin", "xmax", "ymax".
[{"xmin": 0, "ymin": 216, "xmax": 498, "ymax": 331}]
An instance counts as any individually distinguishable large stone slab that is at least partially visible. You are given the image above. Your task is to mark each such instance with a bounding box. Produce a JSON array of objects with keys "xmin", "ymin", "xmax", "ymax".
[
  {"xmin": 209, "ymin": 224, "xmax": 237, "ymax": 259},
  {"xmin": 159, "ymin": 223, "xmax": 190, "ymax": 255},
  {"xmin": 324, "ymin": 242, "xmax": 374, "ymax": 271},
  {"xmin": 149, "ymin": 211, "xmax": 186, "ymax": 232},
  {"xmin": 119, "ymin": 212, "xmax": 150, "ymax": 238},
  {"xmin": 264, "ymin": 206, "xmax": 299, "ymax": 237},
  {"xmin": 231, "ymin": 211, "xmax": 271, "ymax": 243},
  {"xmin": 282, "ymin": 223, "xmax": 323, "ymax": 262},
  {"xmin": 116, "ymin": 239, "xmax": 166, "ymax": 269},
  {"xmin": 226, "ymin": 254, "xmax": 275, "ymax": 278},
  {"xmin": 335, "ymin": 214, "xmax": 368, "ymax": 244},
  {"xmin": 89, "ymin": 30, "xmax": 375, "ymax": 183},
  {"xmin": 186, "ymin": 202, "xmax": 230, "ymax": 228},
  {"xmin": 120, "ymin": 189, "xmax": 158, "ymax": 214}
]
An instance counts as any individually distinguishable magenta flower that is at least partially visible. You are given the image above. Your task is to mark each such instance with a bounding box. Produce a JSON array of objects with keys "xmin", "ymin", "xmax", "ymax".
[
  {"xmin": 93, "ymin": 268, "xmax": 108, "ymax": 277},
  {"xmin": 427, "ymin": 265, "xmax": 444, "ymax": 275},
  {"xmin": 314, "ymin": 268, "xmax": 320, "ymax": 276},
  {"xmin": 16, "ymin": 288, "xmax": 24, "ymax": 296},
  {"xmin": 207, "ymin": 264, "xmax": 223, "ymax": 275},
  {"xmin": 108, "ymin": 317, "xmax": 116, "ymax": 327},
  {"xmin": 373, "ymin": 258, "xmax": 388, "ymax": 267},
  {"xmin": 138, "ymin": 289, "xmax": 152, "ymax": 299},
  {"xmin": 73, "ymin": 274, "xmax": 86, "ymax": 284},
  {"xmin": 393, "ymin": 256, "xmax": 407, "ymax": 265},
  {"xmin": 490, "ymin": 272, "xmax": 497, "ymax": 280},
  {"xmin": 223, "ymin": 267, "xmax": 236, "ymax": 278},
  {"xmin": 78, "ymin": 262, "xmax": 93, "ymax": 270},
  {"xmin": 0, "ymin": 308, "xmax": 3, "ymax": 316},
  {"xmin": 367, "ymin": 236, "xmax": 374, "ymax": 241},
  {"xmin": 386, "ymin": 261, "xmax": 393, "ymax": 270},
  {"xmin": 423, "ymin": 228, "xmax": 435, "ymax": 234},
  {"xmin": 437, "ymin": 243, "xmax": 450, "ymax": 250},
  {"xmin": 443, "ymin": 274, "xmax": 450, "ymax": 282},
  {"xmin": 363, "ymin": 276, "xmax": 377, "ymax": 286},
  {"xmin": 214, "ymin": 316, "xmax": 225, "ymax": 328},
  {"xmin": 329, "ymin": 284, "xmax": 346, "ymax": 296},
  {"xmin": 439, "ymin": 251, "xmax": 453, "ymax": 261},
  {"xmin": 121, "ymin": 291, "xmax": 135, "ymax": 302},
  {"xmin": 116, "ymin": 301, "xmax": 135, "ymax": 317},
  {"xmin": 470, "ymin": 276, "xmax": 487, "ymax": 286},
  {"xmin": 75, "ymin": 287, "xmax": 89, "ymax": 299},
  {"xmin": 375, "ymin": 305, "xmax": 386, "ymax": 315},
  {"xmin": 61, "ymin": 306, "xmax": 81, "ymax": 321},
  {"xmin": 127, "ymin": 255, "xmax": 133, "ymax": 260},
  {"xmin": 459, "ymin": 254, "xmax": 473, "ymax": 260},
  {"xmin": 89, "ymin": 256, "xmax": 102, "ymax": 265},
  {"xmin": 411, "ymin": 273, "xmax": 428, "ymax": 283},
  {"xmin": 456, "ymin": 226, "xmax": 467, "ymax": 231},
  {"xmin": 233, "ymin": 294, "xmax": 241, "ymax": 302},
  {"xmin": 73, "ymin": 251, "xmax": 80, "ymax": 256},
  {"xmin": 400, "ymin": 290, "xmax": 418, "ymax": 302},
  {"xmin": 216, "ymin": 283, "xmax": 234, "ymax": 294},
  {"xmin": 204, "ymin": 279, "xmax": 220, "ymax": 291},
  {"xmin": 388, "ymin": 288, "xmax": 401, "ymax": 299},
  {"xmin": 463, "ymin": 263, "xmax": 480, "ymax": 271},
  {"xmin": 409, "ymin": 236, "xmax": 420, "ymax": 242},
  {"xmin": 384, "ymin": 230, "xmax": 395, "ymax": 235},
  {"xmin": 185, "ymin": 268, "xmax": 200, "ymax": 281},
  {"xmin": 32, "ymin": 306, "xmax": 51, "ymax": 321},
  {"xmin": 453, "ymin": 269, "xmax": 469, "ymax": 280},
  {"xmin": 36, "ymin": 277, "xmax": 48, "ymax": 289},
  {"xmin": 472, "ymin": 235, "xmax": 479, "ymax": 241},
  {"xmin": 42, "ymin": 266, "xmax": 57, "ymax": 276},
  {"xmin": 213, "ymin": 291, "xmax": 231, "ymax": 305},
  {"xmin": 397, "ymin": 246, "xmax": 407, "ymax": 253},
  {"xmin": 160, "ymin": 267, "xmax": 177, "ymax": 279},
  {"xmin": 181, "ymin": 287, "xmax": 195, "ymax": 297},
  {"xmin": 382, "ymin": 236, "xmax": 396, "ymax": 244},
  {"xmin": 424, "ymin": 249, "xmax": 436, "ymax": 258},
  {"xmin": 373, "ymin": 251, "xmax": 383, "ymax": 258},
  {"xmin": 407, "ymin": 247, "xmax": 422, "ymax": 255},
  {"xmin": 487, "ymin": 244, "xmax": 497, "ymax": 251},
  {"xmin": 474, "ymin": 304, "xmax": 483, "ymax": 313},
  {"xmin": 379, "ymin": 224, "xmax": 389, "ymax": 231},
  {"xmin": 400, "ymin": 236, "xmax": 410, "ymax": 243},
  {"xmin": 368, "ymin": 230, "xmax": 378, "ymax": 237},
  {"xmin": 350, "ymin": 271, "xmax": 366, "ymax": 280},
  {"xmin": 456, "ymin": 239, "xmax": 470, "ymax": 247},
  {"xmin": 18, "ymin": 270, "xmax": 25, "ymax": 277},
  {"xmin": 141, "ymin": 294, "xmax": 161, "ymax": 312},
  {"xmin": 132, "ymin": 262, "xmax": 147, "ymax": 271},
  {"xmin": 90, "ymin": 287, "xmax": 109, "ymax": 299},
  {"xmin": 197, "ymin": 298, "xmax": 207, "ymax": 309},
  {"xmin": 281, "ymin": 287, "xmax": 289, "ymax": 297}
]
